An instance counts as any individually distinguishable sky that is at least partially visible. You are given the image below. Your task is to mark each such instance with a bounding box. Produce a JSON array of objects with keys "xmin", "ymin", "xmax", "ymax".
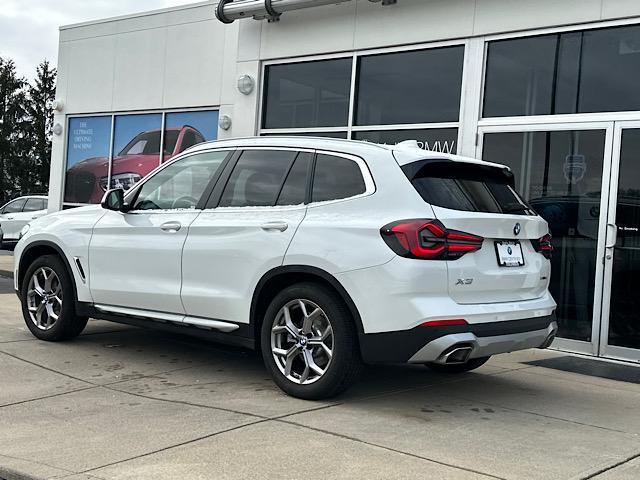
[{"xmin": 0, "ymin": 0, "xmax": 200, "ymax": 79}]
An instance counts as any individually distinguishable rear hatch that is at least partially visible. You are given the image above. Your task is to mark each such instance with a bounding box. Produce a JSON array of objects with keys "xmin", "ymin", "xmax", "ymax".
[{"xmin": 400, "ymin": 157, "xmax": 550, "ymax": 304}]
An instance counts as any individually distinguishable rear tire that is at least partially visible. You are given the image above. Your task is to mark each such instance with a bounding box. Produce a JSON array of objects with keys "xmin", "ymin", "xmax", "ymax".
[
  {"xmin": 424, "ymin": 356, "xmax": 491, "ymax": 373},
  {"xmin": 260, "ymin": 282, "xmax": 362, "ymax": 400},
  {"xmin": 20, "ymin": 255, "xmax": 88, "ymax": 341}
]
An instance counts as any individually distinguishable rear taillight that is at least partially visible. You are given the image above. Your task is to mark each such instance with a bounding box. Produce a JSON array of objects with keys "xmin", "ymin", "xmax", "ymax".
[
  {"xmin": 380, "ymin": 219, "xmax": 483, "ymax": 260},
  {"xmin": 532, "ymin": 233, "xmax": 554, "ymax": 259}
]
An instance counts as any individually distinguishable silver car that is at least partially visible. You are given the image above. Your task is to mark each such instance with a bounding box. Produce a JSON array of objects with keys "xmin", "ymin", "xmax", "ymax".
[{"xmin": 0, "ymin": 196, "xmax": 48, "ymax": 249}]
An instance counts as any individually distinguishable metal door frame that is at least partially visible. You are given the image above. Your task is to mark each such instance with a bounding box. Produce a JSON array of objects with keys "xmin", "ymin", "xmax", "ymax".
[
  {"xmin": 477, "ymin": 121, "xmax": 615, "ymax": 357},
  {"xmin": 598, "ymin": 121, "xmax": 640, "ymax": 363}
]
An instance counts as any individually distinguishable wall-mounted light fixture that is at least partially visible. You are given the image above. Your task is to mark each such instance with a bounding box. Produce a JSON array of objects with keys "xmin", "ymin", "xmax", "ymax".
[
  {"xmin": 52, "ymin": 123, "xmax": 63, "ymax": 136},
  {"xmin": 237, "ymin": 75, "xmax": 255, "ymax": 95},
  {"xmin": 50, "ymin": 99, "xmax": 64, "ymax": 112},
  {"xmin": 219, "ymin": 114, "xmax": 232, "ymax": 131}
]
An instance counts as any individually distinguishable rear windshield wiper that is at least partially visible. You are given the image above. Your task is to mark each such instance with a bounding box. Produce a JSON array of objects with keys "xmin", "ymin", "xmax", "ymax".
[{"xmin": 501, "ymin": 203, "xmax": 533, "ymax": 214}]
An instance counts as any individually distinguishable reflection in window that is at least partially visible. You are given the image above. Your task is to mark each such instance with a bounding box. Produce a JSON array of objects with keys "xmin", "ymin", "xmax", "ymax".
[
  {"xmin": 356, "ymin": 46, "xmax": 464, "ymax": 125},
  {"xmin": 483, "ymin": 130, "xmax": 606, "ymax": 342},
  {"xmin": 133, "ymin": 151, "xmax": 227, "ymax": 211},
  {"xmin": 312, "ymin": 154, "xmax": 366, "ymax": 203},
  {"xmin": 352, "ymin": 129, "xmax": 458, "ymax": 154},
  {"xmin": 484, "ymin": 24, "xmax": 640, "ymax": 117},
  {"xmin": 164, "ymin": 111, "xmax": 218, "ymax": 161},
  {"xmin": 262, "ymin": 59, "xmax": 352, "ymax": 129},
  {"xmin": 219, "ymin": 150, "xmax": 297, "ymax": 207}
]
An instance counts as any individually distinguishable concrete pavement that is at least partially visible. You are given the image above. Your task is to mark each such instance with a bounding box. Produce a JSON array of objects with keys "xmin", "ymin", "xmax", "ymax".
[{"xmin": 1, "ymin": 275, "xmax": 639, "ymax": 480}]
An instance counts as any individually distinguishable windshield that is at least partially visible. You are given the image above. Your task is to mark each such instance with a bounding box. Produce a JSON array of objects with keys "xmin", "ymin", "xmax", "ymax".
[
  {"xmin": 402, "ymin": 160, "xmax": 535, "ymax": 216},
  {"xmin": 118, "ymin": 130, "xmax": 180, "ymax": 156}
]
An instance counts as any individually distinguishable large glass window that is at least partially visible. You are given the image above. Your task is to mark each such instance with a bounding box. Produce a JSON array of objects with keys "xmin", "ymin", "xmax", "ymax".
[
  {"xmin": 356, "ymin": 46, "xmax": 464, "ymax": 125},
  {"xmin": 219, "ymin": 150, "xmax": 298, "ymax": 207},
  {"xmin": 262, "ymin": 59, "xmax": 352, "ymax": 129},
  {"xmin": 164, "ymin": 111, "xmax": 218, "ymax": 161},
  {"xmin": 111, "ymin": 113, "xmax": 163, "ymax": 194},
  {"xmin": 483, "ymin": 130, "xmax": 606, "ymax": 342},
  {"xmin": 484, "ymin": 24, "xmax": 640, "ymax": 117},
  {"xmin": 133, "ymin": 150, "xmax": 228, "ymax": 211},
  {"xmin": 352, "ymin": 129, "xmax": 458, "ymax": 154},
  {"xmin": 64, "ymin": 110, "xmax": 218, "ymax": 206}
]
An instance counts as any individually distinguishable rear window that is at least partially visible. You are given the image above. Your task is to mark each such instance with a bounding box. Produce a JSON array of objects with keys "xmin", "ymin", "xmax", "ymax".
[{"xmin": 402, "ymin": 160, "xmax": 535, "ymax": 215}]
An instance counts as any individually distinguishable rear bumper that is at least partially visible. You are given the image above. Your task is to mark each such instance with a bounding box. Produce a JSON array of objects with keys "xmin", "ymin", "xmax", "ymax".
[{"xmin": 359, "ymin": 314, "xmax": 557, "ymax": 364}]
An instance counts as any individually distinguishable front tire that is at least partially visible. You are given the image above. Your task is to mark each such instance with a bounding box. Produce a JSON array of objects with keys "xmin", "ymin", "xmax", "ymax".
[
  {"xmin": 21, "ymin": 255, "xmax": 88, "ymax": 341},
  {"xmin": 260, "ymin": 283, "xmax": 362, "ymax": 400},
  {"xmin": 424, "ymin": 356, "xmax": 491, "ymax": 373}
]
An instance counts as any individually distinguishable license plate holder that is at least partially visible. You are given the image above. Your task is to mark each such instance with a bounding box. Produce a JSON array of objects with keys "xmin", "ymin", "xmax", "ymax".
[{"xmin": 494, "ymin": 240, "xmax": 525, "ymax": 267}]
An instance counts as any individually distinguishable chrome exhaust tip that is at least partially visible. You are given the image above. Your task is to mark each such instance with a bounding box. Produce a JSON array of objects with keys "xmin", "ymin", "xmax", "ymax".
[{"xmin": 440, "ymin": 345, "xmax": 473, "ymax": 364}]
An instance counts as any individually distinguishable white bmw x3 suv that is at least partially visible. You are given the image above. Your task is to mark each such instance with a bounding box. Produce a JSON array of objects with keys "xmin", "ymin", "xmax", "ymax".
[{"xmin": 14, "ymin": 137, "xmax": 557, "ymax": 399}]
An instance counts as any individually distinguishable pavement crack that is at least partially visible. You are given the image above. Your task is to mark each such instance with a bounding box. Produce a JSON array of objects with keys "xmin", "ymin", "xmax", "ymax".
[
  {"xmin": 277, "ymin": 418, "xmax": 507, "ymax": 480},
  {"xmin": 0, "ymin": 385, "xmax": 99, "ymax": 409},
  {"xmin": 79, "ymin": 419, "xmax": 270, "ymax": 475},
  {"xmin": 101, "ymin": 383, "xmax": 268, "ymax": 420},
  {"xmin": 0, "ymin": 350, "xmax": 95, "ymax": 385},
  {"xmin": 579, "ymin": 450, "xmax": 640, "ymax": 479}
]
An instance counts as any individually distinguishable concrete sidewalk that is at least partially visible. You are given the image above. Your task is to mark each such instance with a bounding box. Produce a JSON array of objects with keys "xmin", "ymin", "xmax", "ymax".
[{"xmin": 1, "ymin": 275, "xmax": 639, "ymax": 480}]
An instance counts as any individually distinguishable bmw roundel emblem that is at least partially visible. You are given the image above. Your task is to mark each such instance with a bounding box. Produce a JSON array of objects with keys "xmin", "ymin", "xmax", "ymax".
[
  {"xmin": 507, "ymin": 246, "xmax": 513, "ymax": 255},
  {"xmin": 514, "ymin": 223, "xmax": 521, "ymax": 236}
]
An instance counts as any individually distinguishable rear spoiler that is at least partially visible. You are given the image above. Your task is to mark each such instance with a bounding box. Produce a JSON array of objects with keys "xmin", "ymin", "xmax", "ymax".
[{"xmin": 401, "ymin": 158, "xmax": 516, "ymax": 188}]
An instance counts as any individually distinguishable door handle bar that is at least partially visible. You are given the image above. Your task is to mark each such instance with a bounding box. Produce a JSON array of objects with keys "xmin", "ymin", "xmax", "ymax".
[
  {"xmin": 160, "ymin": 221, "xmax": 182, "ymax": 233},
  {"xmin": 605, "ymin": 223, "xmax": 617, "ymax": 249},
  {"xmin": 260, "ymin": 222, "xmax": 288, "ymax": 232}
]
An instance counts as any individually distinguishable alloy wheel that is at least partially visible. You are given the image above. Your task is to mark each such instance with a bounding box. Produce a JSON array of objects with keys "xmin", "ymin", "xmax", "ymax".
[
  {"xmin": 26, "ymin": 267, "xmax": 63, "ymax": 331},
  {"xmin": 270, "ymin": 299, "xmax": 334, "ymax": 385}
]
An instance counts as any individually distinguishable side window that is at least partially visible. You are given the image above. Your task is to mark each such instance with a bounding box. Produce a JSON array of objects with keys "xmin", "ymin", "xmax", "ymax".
[
  {"xmin": 276, "ymin": 152, "xmax": 313, "ymax": 206},
  {"xmin": 23, "ymin": 198, "xmax": 45, "ymax": 212},
  {"xmin": 312, "ymin": 154, "xmax": 366, "ymax": 203},
  {"xmin": 133, "ymin": 150, "xmax": 229, "ymax": 211},
  {"xmin": 2, "ymin": 199, "xmax": 26, "ymax": 214},
  {"xmin": 219, "ymin": 150, "xmax": 297, "ymax": 207}
]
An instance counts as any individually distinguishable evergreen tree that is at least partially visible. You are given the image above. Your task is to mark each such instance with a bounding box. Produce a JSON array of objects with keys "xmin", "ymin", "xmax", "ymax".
[
  {"xmin": 25, "ymin": 60, "xmax": 57, "ymax": 194},
  {"xmin": 0, "ymin": 57, "xmax": 28, "ymax": 204}
]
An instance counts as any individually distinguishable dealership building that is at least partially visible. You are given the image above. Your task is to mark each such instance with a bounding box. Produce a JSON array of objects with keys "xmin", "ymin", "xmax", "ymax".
[{"xmin": 48, "ymin": 0, "xmax": 640, "ymax": 363}]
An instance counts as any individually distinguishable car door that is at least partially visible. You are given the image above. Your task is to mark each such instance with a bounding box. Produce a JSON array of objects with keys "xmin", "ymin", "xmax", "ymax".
[
  {"xmin": 88, "ymin": 149, "xmax": 231, "ymax": 314},
  {"xmin": 181, "ymin": 148, "xmax": 312, "ymax": 324},
  {"xmin": 18, "ymin": 198, "xmax": 48, "ymax": 231},
  {"xmin": 0, "ymin": 198, "xmax": 27, "ymax": 240}
]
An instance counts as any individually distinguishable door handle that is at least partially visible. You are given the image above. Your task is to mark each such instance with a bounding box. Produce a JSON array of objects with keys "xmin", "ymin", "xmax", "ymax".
[
  {"xmin": 260, "ymin": 221, "xmax": 288, "ymax": 232},
  {"xmin": 6, "ymin": 217, "xmax": 14, "ymax": 220},
  {"xmin": 160, "ymin": 221, "xmax": 182, "ymax": 233},
  {"xmin": 605, "ymin": 223, "xmax": 617, "ymax": 249}
]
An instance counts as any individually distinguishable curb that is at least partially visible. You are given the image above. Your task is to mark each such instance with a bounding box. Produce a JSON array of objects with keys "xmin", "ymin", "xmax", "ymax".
[{"xmin": 0, "ymin": 466, "xmax": 42, "ymax": 480}]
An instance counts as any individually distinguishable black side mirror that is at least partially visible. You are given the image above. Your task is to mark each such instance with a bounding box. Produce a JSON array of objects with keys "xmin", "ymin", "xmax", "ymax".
[{"xmin": 101, "ymin": 188, "xmax": 129, "ymax": 212}]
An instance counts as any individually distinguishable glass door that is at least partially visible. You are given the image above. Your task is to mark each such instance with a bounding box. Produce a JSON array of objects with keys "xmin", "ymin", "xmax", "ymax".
[
  {"xmin": 479, "ymin": 123, "xmax": 614, "ymax": 356},
  {"xmin": 599, "ymin": 122, "xmax": 640, "ymax": 362}
]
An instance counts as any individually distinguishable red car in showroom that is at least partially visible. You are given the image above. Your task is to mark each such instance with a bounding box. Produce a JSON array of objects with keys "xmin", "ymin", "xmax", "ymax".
[{"xmin": 64, "ymin": 125, "xmax": 206, "ymax": 204}]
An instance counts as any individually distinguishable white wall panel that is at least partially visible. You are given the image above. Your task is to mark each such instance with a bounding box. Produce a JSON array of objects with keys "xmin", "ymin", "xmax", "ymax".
[
  {"xmin": 112, "ymin": 29, "xmax": 167, "ymax": 111},
  {"xmin": 65, "ymin": 36, "xmax": 116, "ymax": 113},
  {"xmin": 259, "ymin": 2, "xmax": 356, "ymax": 59},
  {"xmin": 354, "ymin": 0, "xmax": 474, "ymax": 50},
  {"xmin": 474, "ymin": 0, "xmax": 603, "ymax": 35},
  {"xmin": 163, "ymin": 20, "xmax": 226, "ymax": 108},
  {"xmin": 602, "ymin": 0, "xmax": 640, "ymax": 20}
]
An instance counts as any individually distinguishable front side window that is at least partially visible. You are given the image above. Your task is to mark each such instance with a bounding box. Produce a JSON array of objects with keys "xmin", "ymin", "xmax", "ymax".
[
  {"xmin": 2, "ymin": 199, "xmax": 26, "ymax": 214},
  {"xmin": 312, "ymin": 154, "xmax": 366, "ymax": 203},
  {"xmin": 219, "ymin": 150, "xmax": 298, "ymax": 207},
  {"xmin": 133, "ymin": 150, "xmax": 229, "ymax": 211},
  {"xmin": 23, "ymin": 198, "xmax": 45, "ymax": 212},
  {"xmin": 484, "ymin": 24, "xmax": 640, "ymax": 117}
]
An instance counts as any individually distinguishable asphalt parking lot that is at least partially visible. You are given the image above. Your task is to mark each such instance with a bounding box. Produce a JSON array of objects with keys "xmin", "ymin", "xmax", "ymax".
[{"xmin": 1, "ymin": 268, "xmax": 640, "ymax": 480}]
